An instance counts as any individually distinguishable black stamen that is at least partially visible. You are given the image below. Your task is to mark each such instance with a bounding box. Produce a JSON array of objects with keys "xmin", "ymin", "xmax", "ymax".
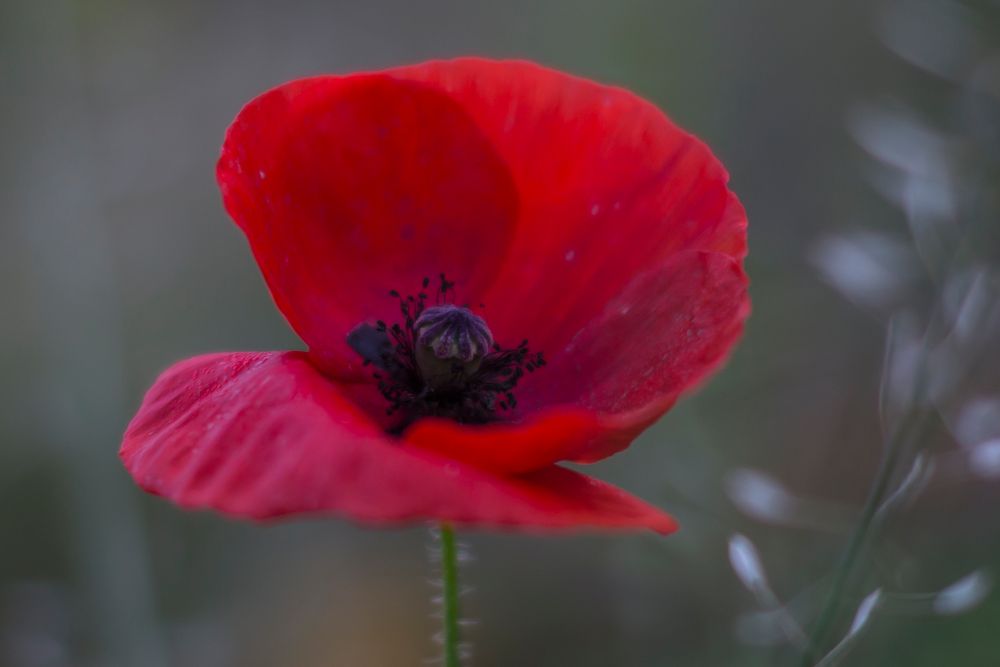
[{"xmin": 348, "ymin": 274, "xmax": 544, "ymax": 429}]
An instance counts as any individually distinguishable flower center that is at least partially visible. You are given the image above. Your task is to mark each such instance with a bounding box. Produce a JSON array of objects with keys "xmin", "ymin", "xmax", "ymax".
[
  {"xmin": 347, "ymin": 274, "xmax": 545, "ymax": 429},
  {"xmin": 414, "ymin": 304, "xmax": 494, "ymax": 389}
]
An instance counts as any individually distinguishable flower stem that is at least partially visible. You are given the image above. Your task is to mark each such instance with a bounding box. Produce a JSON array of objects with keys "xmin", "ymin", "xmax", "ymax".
[{"xmin": 439, "ymin": 522, "xmax": 461, "ymax": 667}]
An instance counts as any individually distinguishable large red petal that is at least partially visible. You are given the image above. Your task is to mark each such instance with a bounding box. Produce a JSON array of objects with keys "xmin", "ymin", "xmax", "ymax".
[
  {"xmin": 120, "ymin": 352, "xmax": 676, "ymax": 533},
  {"xmin": 217, "ymin": 75, "xmax": 518, "ymax": 377},
  {"xmin": 543, "ymin": 251, "xmax": 748, "ymax": 462},
  {"xmin": 392, "ymin": 58, "xmax": 747, "ymax": 357}
]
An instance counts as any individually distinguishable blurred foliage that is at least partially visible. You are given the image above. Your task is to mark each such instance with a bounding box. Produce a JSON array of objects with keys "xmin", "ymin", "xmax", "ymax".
[{"xmin": 1, "ymin": 1, "xmax": 999, "ymax": 665}]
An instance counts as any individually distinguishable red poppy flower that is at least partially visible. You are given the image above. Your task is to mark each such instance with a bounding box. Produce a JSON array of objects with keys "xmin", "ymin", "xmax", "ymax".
[{"xmin": 120, "ymin": 58, "xmax": 748, "ymax": 534}]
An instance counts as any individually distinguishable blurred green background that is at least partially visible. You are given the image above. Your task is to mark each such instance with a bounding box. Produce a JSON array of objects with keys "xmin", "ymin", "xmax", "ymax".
[{"xmin": 2, "ymin": 1, "xmax": 1000, "ymax": 665}]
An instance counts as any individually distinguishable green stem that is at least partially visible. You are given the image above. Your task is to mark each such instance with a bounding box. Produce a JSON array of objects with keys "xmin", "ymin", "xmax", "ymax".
[
  {"xmin": 799, "ymin": 412, "xmax": 923, "ymax": 666},
  {"xmin": 440, "ymin": 523, "xmax": 461, "ymax": 667}
]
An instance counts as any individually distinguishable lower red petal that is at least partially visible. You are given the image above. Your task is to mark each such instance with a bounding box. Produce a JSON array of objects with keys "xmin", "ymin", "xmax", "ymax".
[
  {"xmin": 121, "ymin": 352, "xmax": 676, "ymax": 533},
  {"xmin": 402, "ymin": 409, "xmax": 614, "ymax": 475}
]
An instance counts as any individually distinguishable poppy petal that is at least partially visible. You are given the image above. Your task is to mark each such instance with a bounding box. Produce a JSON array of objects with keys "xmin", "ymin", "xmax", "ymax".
[
  {"xmin": 120, "ymin": 352, "xmax": 676, "ymax": 533},
  {"xmin": 402, "ymin": 408, "xmax": 612, "ymax": 475},
  {"xmin": 217, "ymin": 74, "xmax": 518, "ymax": 377},
  {"xmin": 392, "ymin": 58, "xmax": 747, "ymax": 360},
  {"xmin": 530, "ymin": 250, "xmax": 749, "ymax": 463}
]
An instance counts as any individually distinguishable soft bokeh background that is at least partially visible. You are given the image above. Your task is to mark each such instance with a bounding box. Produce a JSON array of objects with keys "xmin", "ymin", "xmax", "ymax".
[{"xmin": 2, "ymin": 1, "xmax": 1000, "ymax": 665}]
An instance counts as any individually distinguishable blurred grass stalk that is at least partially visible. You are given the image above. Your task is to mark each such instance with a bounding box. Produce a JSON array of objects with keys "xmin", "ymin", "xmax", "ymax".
[
  {"xmin": 801, "ymin": 0, "xmax": 1000, "ymax": 662},
  {"xmin": 11, "ymin": 2, "xmax": 168, "ymax": 665},
  {"xmin": 800, "ymin": 317, "xmax": 932, "ymax": 664}
]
